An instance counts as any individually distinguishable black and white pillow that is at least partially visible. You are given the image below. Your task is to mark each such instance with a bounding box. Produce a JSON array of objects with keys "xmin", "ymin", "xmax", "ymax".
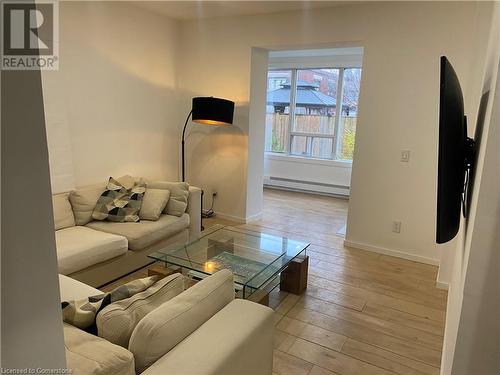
[
  {"xmin": 92, "ymin": 177, "xmax": 146, "ymax": 222},
  {"xmin": 61, "ymin": 276, "xmax": 159, "ymax": 334}
]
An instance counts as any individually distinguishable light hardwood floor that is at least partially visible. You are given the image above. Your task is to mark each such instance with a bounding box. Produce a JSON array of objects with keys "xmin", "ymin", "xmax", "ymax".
[{"xmin": 106, "ymin": 188, "xmax": 447, "ymax": 375}]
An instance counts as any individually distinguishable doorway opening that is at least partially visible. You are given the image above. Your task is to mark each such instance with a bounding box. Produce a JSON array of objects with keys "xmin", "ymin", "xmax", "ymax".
[{"xmin": 261, "ymin": 47, "xmax": 364, "ymax": 236}]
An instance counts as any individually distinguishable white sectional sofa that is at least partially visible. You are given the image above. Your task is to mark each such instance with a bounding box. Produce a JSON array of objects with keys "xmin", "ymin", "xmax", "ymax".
[
  {"xmin": 53, "ymin": 180, "xmax": 202, "ymax": 288},
  {"xmin": 59, "ymin": 272, "xmax": 274, "ymax": 375}
]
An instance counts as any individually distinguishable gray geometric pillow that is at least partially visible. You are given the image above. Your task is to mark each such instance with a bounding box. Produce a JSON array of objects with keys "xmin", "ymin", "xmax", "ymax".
[{"xmin": 92, "ymin": 177, "xmax": 146, "ymax": 222}]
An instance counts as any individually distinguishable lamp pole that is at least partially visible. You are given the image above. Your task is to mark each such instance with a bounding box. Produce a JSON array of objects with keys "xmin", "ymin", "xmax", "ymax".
[{"xmin": 181, "ymin": 110, "xmax": 193, "ymax": 182}]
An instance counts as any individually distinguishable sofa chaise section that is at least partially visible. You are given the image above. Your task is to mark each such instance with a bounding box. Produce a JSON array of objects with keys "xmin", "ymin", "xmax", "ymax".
[{"xmin": 56, "ymin": 226, "xmax": 128, "ymax": 275}]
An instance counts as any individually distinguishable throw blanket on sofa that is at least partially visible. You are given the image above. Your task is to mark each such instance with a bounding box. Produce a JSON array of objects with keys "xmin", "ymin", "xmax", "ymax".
[{"xmin": 62, "ymin": 275, "xmax": 159, "ymax": 334}]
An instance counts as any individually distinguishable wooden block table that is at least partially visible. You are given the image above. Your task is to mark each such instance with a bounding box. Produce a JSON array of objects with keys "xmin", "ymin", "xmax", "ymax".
[
  {"xmin": 280, "ymin": 256, "xmax": 309, "ymax": 295},
  {"xmin": 147, "ymin": 263, "xmax": 181, "ymax": 280}
]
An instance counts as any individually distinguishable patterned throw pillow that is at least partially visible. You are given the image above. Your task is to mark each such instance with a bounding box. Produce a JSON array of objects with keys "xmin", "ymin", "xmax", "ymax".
[
  {"xmin": 61, "ymin": 276, "xmax": 159, "ymax": 335},
  {"xmin": 92, "ymin": 177, "xmax": 146, "ymax": 222}
]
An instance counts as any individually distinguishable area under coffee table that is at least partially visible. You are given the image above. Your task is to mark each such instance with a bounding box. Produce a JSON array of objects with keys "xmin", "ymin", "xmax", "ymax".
[{"xmin": 148, "ymin": 225, "xmax": 310, "ymax": 304}]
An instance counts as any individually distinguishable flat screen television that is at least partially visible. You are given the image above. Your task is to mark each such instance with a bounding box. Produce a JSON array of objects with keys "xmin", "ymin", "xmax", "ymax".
[{"xmin": 436, "ymin": 56, "xmax": 476, "ymax": 244}]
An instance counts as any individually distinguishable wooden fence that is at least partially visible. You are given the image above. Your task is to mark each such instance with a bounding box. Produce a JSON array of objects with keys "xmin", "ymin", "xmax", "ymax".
[{"xmin": 266, "ymin": 113, "xmax": 357, "ymax": 158}]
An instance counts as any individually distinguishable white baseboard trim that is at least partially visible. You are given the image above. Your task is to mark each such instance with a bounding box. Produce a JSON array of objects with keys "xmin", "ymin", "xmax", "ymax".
[
  {"xmin": 435, "ymin": 281, "xmax": 449, "ymax": 290},
  {"xmin": 264, "ymin": 176, "xmax": 349, "ymax": 197},
  {"xmin": 214, "ymin": 211, "xmax": 263, "ymax": 224},
  {"xmin": 343, "ymin": 240, "xmax": 440, "ymax": 266},
  {"xmin": 215, "ymin": 212, "xmax": 247, "ymax": 223},
  {"xmin": 436, "ymin": 264, "xmax": 450, "ymax": 290},
  {"xmin": 245, "ymin": 212, "xmax": 263, "ymax": 223}
]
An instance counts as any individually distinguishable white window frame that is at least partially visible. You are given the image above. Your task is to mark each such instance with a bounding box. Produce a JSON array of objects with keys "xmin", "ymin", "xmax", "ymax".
[{"xmin": 266, "ymin": 65, "xmax": 360, "ymax": 161}]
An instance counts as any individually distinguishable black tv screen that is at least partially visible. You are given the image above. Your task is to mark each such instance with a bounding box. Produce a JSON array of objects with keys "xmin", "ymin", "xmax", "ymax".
[{"xmin": 436, "ymin": 56, "xmax": 468, "ymax": 244}]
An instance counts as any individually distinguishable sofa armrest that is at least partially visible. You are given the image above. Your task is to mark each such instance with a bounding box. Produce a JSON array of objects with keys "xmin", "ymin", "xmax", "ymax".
[
  {"xmin": 129, "ymin": 270, "xmax": 235, "ymax": 373},
  {"xmin": 187, "ymin": 186, "xmax": 202, "ymax": 238},
  {"xmin": 141, "ymin": 299, "xmax": 274, "ymax": 375},
  {"xmin": 59, "ymin": 274, "xmax": 102, "ymax": 301}
]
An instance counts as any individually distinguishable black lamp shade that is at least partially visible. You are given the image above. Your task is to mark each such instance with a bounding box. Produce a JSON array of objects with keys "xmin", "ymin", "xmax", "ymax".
[{"xmin": 192, "ymin": 97, "xmax": 234, "ymax": 125}]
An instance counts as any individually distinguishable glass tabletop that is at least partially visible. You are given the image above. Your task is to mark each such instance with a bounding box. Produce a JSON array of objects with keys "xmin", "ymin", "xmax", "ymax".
[{"xmin": 148, "ymin": 225, "xmax": 309, "ymax": 298}]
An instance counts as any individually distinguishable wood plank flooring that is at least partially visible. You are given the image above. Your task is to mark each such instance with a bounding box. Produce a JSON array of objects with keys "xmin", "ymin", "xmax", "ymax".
[{"xmin": 107, "ymin": 188, "xmax": 447, "ymax": 375}]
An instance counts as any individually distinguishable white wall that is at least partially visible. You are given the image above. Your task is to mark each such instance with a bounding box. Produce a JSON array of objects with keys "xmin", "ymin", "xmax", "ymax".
[
  {"xmin": 440, "ymin": 3, "xmax": 500, "ymax": 373},
  {"xmin": 178, "ymin": 2, "xmax": 491, "ymax": 261},
  {"xmin": 2, "ymin": 65, "xmax": 66, "ymax": 369},
  {"xmin": 246, "ymin": 48, "xmax": 269, "ymax": 221},
  {"xmin": 436, "ymin": 0, "xmax": 495, "ymax": 288},
  {"xmin": 264, "ymin": 155, "xmax": 352, "ymax": 196},
  {"xmin": 454, "ymin": 74, "xmax": 500, "ymax": 373},
  {"xmin": 42, "ymin": 2, "xmax": 183, "ymax": 192},
  {"xmin": 345, "ymin": 2, "xmax": 490, "ymax": 264}
]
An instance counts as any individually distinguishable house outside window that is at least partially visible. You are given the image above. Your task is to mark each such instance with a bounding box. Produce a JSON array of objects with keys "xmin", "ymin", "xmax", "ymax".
[{"xmin": 265, "ymin": 66, "xmax": 362, "ymax": 161}]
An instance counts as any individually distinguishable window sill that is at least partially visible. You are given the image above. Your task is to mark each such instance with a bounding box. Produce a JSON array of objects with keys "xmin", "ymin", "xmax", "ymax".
[{"xmin": 265, "ymin": 152, "xmax": 353, "ymax": 168}]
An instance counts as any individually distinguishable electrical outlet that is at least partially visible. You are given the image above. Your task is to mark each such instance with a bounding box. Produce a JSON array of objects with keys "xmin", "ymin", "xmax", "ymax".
[
  {"xmin": 401, "ymin": 150, "xmax": 410, "ymax": 162},
  {"xmin": 392, "ymin": 221, "xmax": 402, "ymax": 233}
]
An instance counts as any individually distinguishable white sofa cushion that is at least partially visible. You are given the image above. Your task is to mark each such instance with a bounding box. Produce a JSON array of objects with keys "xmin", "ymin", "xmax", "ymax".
[
  {"xmin": 140, "ymin": 189, "xmax": 171, "ymax": 221},
  {"xmin": 146, "ymin": 181, "xmax": 189, "ymax": 217},
  {"xmin": 56, "ymin": 226, "xmax": 128, "ymax": 275},
  {"xmin": 69, "ymin": 184, "xmax": 106, "ymax": 225},
  {"xmin": 53, "ymin": 193, "xmax": 75, "ymax": 230},
  {"xmin": 129, "ymin": 269, "xmax": 234, "ymax": 373},
  {"xmin": 64, "ymin": 322, "xmax": 135, "ymax": 375},
  {"xmin": 86, "ymin": 213, "xmax": 189, "ymax": 251},
  {"xmin": 97, "ymin": 273, "xmax": 184, "ymax": 348}
]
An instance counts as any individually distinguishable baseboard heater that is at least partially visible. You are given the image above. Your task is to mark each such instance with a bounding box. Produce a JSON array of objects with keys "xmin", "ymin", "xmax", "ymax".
[{"xmin": 264, "ymin": 176, "xmax": 349, "ymax": 197}]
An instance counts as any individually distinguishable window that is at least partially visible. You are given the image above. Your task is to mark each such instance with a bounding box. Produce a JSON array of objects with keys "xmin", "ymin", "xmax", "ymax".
[{"xmin": 265, "ymin": 67, "xmax": 362, "ymax": 161}]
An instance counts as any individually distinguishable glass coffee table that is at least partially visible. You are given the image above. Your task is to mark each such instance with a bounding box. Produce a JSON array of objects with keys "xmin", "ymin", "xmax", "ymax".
[{"xmin": 148, "ymin": 225, "xmax": 310, "ymax": 303}]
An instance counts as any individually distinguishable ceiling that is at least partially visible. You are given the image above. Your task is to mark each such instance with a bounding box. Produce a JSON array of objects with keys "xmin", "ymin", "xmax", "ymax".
[{"xmin": 134, "ymin": 1, "xmax": 360, "ymax": 21}]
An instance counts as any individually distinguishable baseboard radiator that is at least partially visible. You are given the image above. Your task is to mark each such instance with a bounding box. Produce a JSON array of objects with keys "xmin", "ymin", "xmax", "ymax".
[{"xmin": 264, "ymin": 176, "xmax": 350, "ymax": 198}]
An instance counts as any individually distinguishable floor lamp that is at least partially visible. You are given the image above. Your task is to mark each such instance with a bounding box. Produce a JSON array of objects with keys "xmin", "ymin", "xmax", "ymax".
[
  {"xmin": 181, "ymin": 97, "xmax": 234, "ymax": 231},
  {"xmin": 181, "ymin": 97, "xmax": 235, "ymax": 182}
]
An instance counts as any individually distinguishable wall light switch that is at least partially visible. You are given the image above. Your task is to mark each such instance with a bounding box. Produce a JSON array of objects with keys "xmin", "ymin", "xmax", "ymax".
[
  {"xmin": 401, "ymin": 150, "xmax": 410, "ymax": 162},
  {"xmin": 392, "ymin": 221, "xmax": 402, "ymax": 233}
]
